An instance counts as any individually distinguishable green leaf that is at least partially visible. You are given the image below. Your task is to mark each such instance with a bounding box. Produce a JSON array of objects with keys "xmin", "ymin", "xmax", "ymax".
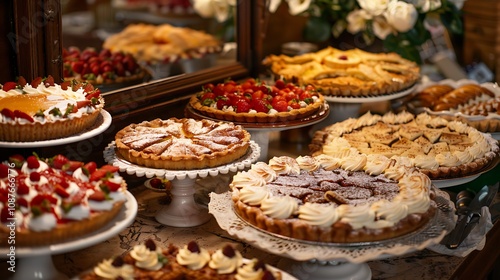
[{"xmin": 303, "ymin": 17, "xmax": 332, "ymax": 42}]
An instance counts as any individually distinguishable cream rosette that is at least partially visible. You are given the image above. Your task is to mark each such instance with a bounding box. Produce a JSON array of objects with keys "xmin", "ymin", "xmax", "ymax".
[
  {"xmin": 364, "ymin": 154, "xmax": 390, "ymax": 175},
  {"xmin": 208, "ymin": 246, "xmax": 243, "ymax": 274},
  {"xmin": 412, "ymin": 154, "xmax": 439, "ymax": 170},
  {"xmin": 295, "ymin": 155, "xmax": 320, "ymax": 172},
  {"xmin": 297, "ymin": 203, "xmax": 339, "ymax": 227},
  {"xmin": 230, "ymin": 169, "xmax": 267, "ymax": 190},
  {"xmin": 94, "ymin": 259, "xmax": 134, "ymax": 280},
  {"xmin": 238, "ymin": 186, "xmax": 269, "ymax": 206},
  {"xmin": 340, "ymin": 153, "xmax": 367, "ymax": 171},
  {"xmin": 129, "ymin": 244, "xmax": 164, "ymax": 271},
  {"xmin": 176, "ymin": 244, "xmax": 211, "ymax": 270},
  {"xmin": 314, "ymin": 154, "xmax": 342, "ymax": 170},
  {"xmin": 268, "ymin": 156, "xmax": 300, "ymax": 175},
  {"xmin": 260, "ymin": 196, "xmax": 298, "ymax": 219},
  {"xmin": 250, "ymin": 162, "xmax": 277, "ymax": 182}
]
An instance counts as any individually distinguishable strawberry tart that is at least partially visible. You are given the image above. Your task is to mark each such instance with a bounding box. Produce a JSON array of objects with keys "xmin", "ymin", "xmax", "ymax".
[
  {"xmin": 0, "ymin": 76, "xmax": 104, "ymax": 142},
  {"xmin": 0, "ymin": 154, "xmax": 128, "ymax": 247}
]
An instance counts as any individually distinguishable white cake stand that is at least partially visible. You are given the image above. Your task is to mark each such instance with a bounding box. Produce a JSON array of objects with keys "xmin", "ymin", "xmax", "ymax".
[
  {"xmin": 0, "ymin": 191, "xmax": 137, "ymax": 280},
  {"xmin": 103, "ymin": 141, "xmax": 260, "ymax": 227},
  {"xmin": 209, "ymin": 189, "xmax": 455, "ymax": 280},
  {"xmin": 185, "ymin": 103, "xmax": 330, "ymax": 161}
]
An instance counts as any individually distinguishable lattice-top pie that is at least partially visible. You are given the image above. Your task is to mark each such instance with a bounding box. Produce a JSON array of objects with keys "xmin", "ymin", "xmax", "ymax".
[
  {"xmin": 115, "ymin": 118, "xmax": 251, "ymax": 170},
  {"xmin": 262, "ymin": 47, "xmax": 420, "ymax": 97},
  {"xmin": 310, "ymin": 111, "xmax": 499, "ymax": 179}
]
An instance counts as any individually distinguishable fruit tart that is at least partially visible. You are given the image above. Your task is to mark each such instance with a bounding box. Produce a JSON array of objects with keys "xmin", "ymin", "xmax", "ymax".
[
  {"xmin": 0, "ymin": 76, "xmax": 104, "ymax": 142},
  {"xmin": 63, "ymin": 47, "xmax": 149, "ymax": 87},
  {"xmin": 188, "ymin": 78, "xmax": 325, "ymax": 123},
  {"xmin": 0, "ymin": 154, "xmax": 128, "ymax": 247}
]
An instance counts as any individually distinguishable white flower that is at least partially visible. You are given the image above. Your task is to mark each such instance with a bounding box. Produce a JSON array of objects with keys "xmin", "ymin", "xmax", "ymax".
[
  {"xmin": 192, "ymin": 0, "xmax": 235, "ymax": 22},
  {"xmin": 268, "ymin": 0, "xmax": 312, "ymax": 15},
  {"xmin": 372, "ymin": 16, "xmax": 393, "ymax": 39},
  {"xmin": 357, "ymin": 0, "xmax": 391, "ymax": 16},
  {"xmin": 346, "ymin": 9, "xmax": 372, "ymax": 34},
  {"xmin": 385, "ymin": 0, "xmax": 418, "ymax": 32},
  {"xmin": 268, "ymin": 0, "xmax": 283, "ymax": 13}
]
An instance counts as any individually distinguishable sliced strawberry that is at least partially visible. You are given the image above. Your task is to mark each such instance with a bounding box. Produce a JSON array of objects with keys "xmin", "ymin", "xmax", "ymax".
[
  {"xmin": 82, "ymin": 162, "xmax": 97, "ymax": 176},
  {"xmin": 0, "ymin": 164, "xmax": 8, "ymax": 179},
  {"xmin": 60, "ymin": 81, "xmax": 71, "ymax": 90},
  {"xmin": 30, "ymin": 194, "xmax": 57, "ymax": 207},
  {"xmin": 76, "ymin": 100, "xmax": 91, "ymax": 108},
  {"xmin": 31, "ymin": 77, "xmax": 42, "ymax": 88},
  {"xmin": 89, "ymin": 169, "xmax": 107, "ymax": 182},
  {"xmin": 100, "ymin": 165, "xmax": 119, "ymax": 173},
  {"xmin": 54, "ymin": 184, "xmax": 70, "ymax": 198},
  {"xmin": 1, "ymin": 108, "xmax": 15, "ymax": 119},
  {"xmin": 13, "ymin": 110, "xmax": 34, "ymax": 122},
  {"xmin": 62, "ymin": 160, "xmax": 83, "ymax": 172},
  {"xmin": 2, "ymin": 81, "xmax": 17, "ymax": 91},
  {"xmin": 88, "ymin": 190, "xmax": 106, "ymax": 201},
  {"xmin": 85, "ymin": 90, "xmax": 100, "ymax": 101},
  {"xmin": 50, "ymin": 154, "xmax": 69, "ymax": 169},
  {"xmin": 26, "ymin": 155, "xmax": 40, "ymax": 169},
  {"xmin": 102, "ymin": 180, "xmax": 121, "ymax": 192},
  {"xmin": 70, "ymin": 189, "xmax": 86, "ymax": 205}
]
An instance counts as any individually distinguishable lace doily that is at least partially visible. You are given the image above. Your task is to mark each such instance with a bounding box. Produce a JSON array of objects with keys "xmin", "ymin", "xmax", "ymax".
[{"xmin": 209, "ymin": 188, "xmax": 455, "ymax": 263}]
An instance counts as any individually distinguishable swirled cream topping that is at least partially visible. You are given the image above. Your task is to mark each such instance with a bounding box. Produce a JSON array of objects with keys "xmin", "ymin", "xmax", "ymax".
[
  {"xmin": 176, "ymin": 243, "xmax": 211, "ymax": 270},
  {"xmin": 435, "ymin": 152, "xmax": 460, "ymax": 167},
  {"xmin": 94, "ymin": 258, "xmax": 134, "ymax": 280},
  {"xmin": 412, "ymin": 154, "xmax": 439, "ymax": 169},
  {"xmin": 235, "ymin": 259, "xmax": 269, "ymax": 280},
  {"xmin": 238, "ymin": 186, "xmax": 269, "ymax": 206},
  {"xmin": 340, "ymin": 153, "xmax": 367, "ymax": 171},
  {"xmin": 364, "ymin": 154, "xmax": 390, "ymax": 175},
  {"xmin": 371, "ymin": 200, "xmax": 408, "ymax": 228},
  {"xmin": 208, "ymin": 246, "xmax": 243, "ymax": 274},
  {"xmin": 322, "ymin": 137, "xmax": 356, "ymax": 158},
  {"xmin": 298, "ymin": 203, "xmax": 339, "ymax": 227},
  {"xmin": 268, "ymin": 156, "xmax": 300, "ymax": 175},
  {"xmin": 314, "ymin": 154, "xmax": 342, "ymax": 170},
  {"xmin": 250, "ymin": 162, "xmax": 277, "ymax": 182},
  {"xmin": 296, "ymin": 156, "xmax": 320, "ymax": 172},
  {"xmin": 260, "ymin": 196, "xmax": 298, "ymax": 219},
  {"xmin": 130, "ymin": 244, "xmax": 164, "ymax": 271},
  {"xmin": 230, "ymin": 170, "xmax": 267, "ymax": 189}
]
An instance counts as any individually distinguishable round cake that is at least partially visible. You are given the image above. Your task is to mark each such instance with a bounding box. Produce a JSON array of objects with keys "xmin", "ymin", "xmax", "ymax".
[
  {"xmin": 79, "ymin": 239, "xmax": 282, "ymax": 280},
  {"xmin": 0, "ymin": 76, "xmax": 104, "ymax": 142},
  {"xmin": 309, "ymin": 111, "xmax": 499, "ymax": 179},
  {"xmin": 230, "ymin": 155, "xmax": 437, "ymax": 243},
  {"xmin": 262, "ymin": 47, "xmax": 420, "ymax": 97},
  {"xmin": 188, "ymin": 78, "xmax": 325, "ymax": 123},
  {"xmin": 0, "ymin": 154, "xmax": 127, "ymax": 247},
  {"xmin": 115, "ymin": 118, "xmax": 251, "ymax": 170}
]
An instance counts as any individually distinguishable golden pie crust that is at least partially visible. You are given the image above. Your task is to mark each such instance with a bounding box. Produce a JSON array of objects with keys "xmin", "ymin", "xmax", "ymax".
[
  {"xmin": 262, "ymin": 47, "xmax": 420, "ymax": 97},
  {"xmin": 115, "ymin": 118, "xmax": 251, "ymax": 170},
  {"xmin": 230, "ymin": 155, "xmax": 437, "ymax": 243},
  {"xmin": 310, "ymin": 111, "xmax": 500, "ymax": 179}
]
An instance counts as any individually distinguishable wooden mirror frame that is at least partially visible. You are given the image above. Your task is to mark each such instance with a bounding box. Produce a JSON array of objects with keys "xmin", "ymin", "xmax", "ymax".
[{"xmin": 7, "ymin": 0, "xmax": 269, "ymax": 119}]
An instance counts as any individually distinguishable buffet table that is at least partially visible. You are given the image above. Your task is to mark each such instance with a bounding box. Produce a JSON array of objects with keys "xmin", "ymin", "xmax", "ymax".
[{"xmin": 1, "ymin": 132, "xmax": 491, "ymax": 280}]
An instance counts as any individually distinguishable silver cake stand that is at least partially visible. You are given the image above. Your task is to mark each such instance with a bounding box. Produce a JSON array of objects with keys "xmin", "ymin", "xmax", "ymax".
[
  {"xmin": 104, "ymin": 141, "xmax": 260, "ymax": 227},
  {"xmin": 209, "ymin": 188, "xmax": 455, "ymax": 280}
]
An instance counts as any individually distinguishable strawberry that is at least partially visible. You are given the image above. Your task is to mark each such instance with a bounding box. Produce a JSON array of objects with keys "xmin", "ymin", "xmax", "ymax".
[
  {"xmin": 54, "ymin": 184, "xmax": 70, "ymax": 198},
  {"xmin": 60, "ymin": 81, "xmax": 71, "ymax": 90},
  {"xmin": 13, "ymin": 110, "xmax": 34, "ymax": 122},
  {"xmin": 31, "ymin": 77, "xmax": 42, "ymax": 88},
  {"xmin": 17, "ymin": 76, "xmax": 27, "ymax": 87},
  {"xmin": 50, "ymin": 154, "xmax": 69, "ymax": 169},
  {"xmin": 1, "ymin": 108, "xmax": 15, "ymax": 119},
  {"xmin": 89, "ymin": 169, "xmax": 107, "ymax": 182},
  {"xmin": 272, "ymin": 100, "xmax": 288, "ymax": 112},
  {"xmin": 236, "ymin": 100, "xmax": 251, "ymax": 113},
  {"xmin": 102, "ymin": 180, "xmax": 121, "ymax": 192},
  {"xmin": 82, "ymin": 161, "xmax": 97, "ymax": 176},
  {"xmin": 2, "ymin": 81, "xmax": 18, "ymax": 91},
  {"xmin": 17, "ymin": 197, "xmax": 29, "ymax": 209},
  {"xmin": 0, "ymin": 207, "xmax": 13, "ymax": 223},
  {"xmin": 44, "ymin": 75, "xmax": 55, "ymax": 87},
  {"xmin": 16, "ymin": 179, "xmax": 29, "ymax": 195},
  {"xmin": 88, "ymin": 190, "xmax": 107, "ymax": 201},
  {"xmin": 0, "ymin": 164, "xmax": 8, "ymax": 178},
  {"xmin": 62, "ymin": 160, "xmax": 83, "ymax": 172},
  {"xmin": 26, "ymin": 155, "xmax": 40, "ymax": 169},
  {"xmin": 29, "ymin": 172, "xmax": 41, "ymax": 182},
  {"xmin": 100, "ymin": 165, "xmax": 119, "ymax": 173},
  {"xmin": 9, "ymin": 154, "xmax": 25, "ymax": 169},
  {"xmin": 251, "ymin": 99, "xmax": 271, "ymax": 113},
  {"xmin": 30, "ymin": 194, "xmax": 56, "ymax": 216},
  {"xmin": 76, "ymin": 100, "xmax": 91, "ymax": 108}
]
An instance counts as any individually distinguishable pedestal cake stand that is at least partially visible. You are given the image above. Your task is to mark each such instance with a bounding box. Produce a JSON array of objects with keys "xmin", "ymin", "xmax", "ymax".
[
  {"xmin": 0, "ymin": 192, "xmax": 137, "ymax": 280},
  {"xmin": 104, "ymin": 141, "xmax": 260, "ymax": 227},
  {"xmin": 209, "ymin": 188, "xmax": 455, "ymax": 280}
]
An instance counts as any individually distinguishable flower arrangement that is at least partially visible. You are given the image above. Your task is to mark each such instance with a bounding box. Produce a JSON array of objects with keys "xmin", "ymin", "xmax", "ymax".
[{"xmin": 193, "ymin": 0, "xmax": 465, "ymax": 63}]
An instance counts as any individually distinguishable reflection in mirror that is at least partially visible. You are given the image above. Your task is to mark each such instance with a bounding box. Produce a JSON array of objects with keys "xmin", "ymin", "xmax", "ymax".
[{"xmin": 60, "ymin": 0, "xmax": 237, "ymax": 93}]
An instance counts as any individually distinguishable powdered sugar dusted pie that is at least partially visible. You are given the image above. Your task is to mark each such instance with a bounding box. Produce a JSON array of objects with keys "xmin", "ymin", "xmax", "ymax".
[
  {"xmin": 263, "ymin": 47, "xmax": 420, "ymax": 97},
  {"xmin": 0, "ymin": 154, "xmax": 127, "ymax": 247},
  {"xmin": 0, "ymin": 76, "xmax": 104, "ymax": 142},
  {"xmin": 230, "ymin": 155, "xmax": 436, "ymax": 243},
  {"xmin": 310, "ymin": 111, "xmax": 499, "ymax": 179},
  {"xmin": 115, "ymin": 118, "xmax": 251, "ymax": 170}
]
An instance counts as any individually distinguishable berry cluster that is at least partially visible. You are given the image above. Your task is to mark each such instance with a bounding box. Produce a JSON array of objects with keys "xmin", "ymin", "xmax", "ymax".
[{"xmin": 197, "ymin": 79, "xmax": 319, "ymax": 113}]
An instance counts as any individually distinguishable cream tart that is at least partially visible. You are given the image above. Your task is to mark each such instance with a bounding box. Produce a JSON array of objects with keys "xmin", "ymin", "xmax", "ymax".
[
  {"xmin": 0, "ymin": 76, "xmax": 104, "ymax": 142},
  {"xmin": 0, "ymin": 154, "xmax": 127, "ymax": 247},
  {"xmin": 115, "ymin": 118, "xmax": 251, "ymax": 170}
]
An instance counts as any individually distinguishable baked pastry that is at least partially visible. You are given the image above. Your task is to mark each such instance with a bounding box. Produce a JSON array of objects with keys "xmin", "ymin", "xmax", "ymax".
[
  {"xmin": 262, "ymin": 47, "xmax": 420, "ymax": 97},
  {"xmin": 0, "ymin": 76, "xmax": 104, "ymax": 142},
  {"xmin": 79, "ymin": 239, "xmax": 282, "ymax": 279},
  {"xmin": 310, "ymin": 111, "xmax": 499, "ymax": 179},
  {"xmin": 103, "ymin": 23, "xmax": 221, "ymax": 65},
  {"xmin": 0, "ymin": 154, "xmax": 127, "ymax": 247},
  {"xmin": 62, "ymin": 47, "xmax": 148, "ymax": 87},
  {"xmin": 230, "ymin": 155, "xmax": 437, "ymax": 243},
  {"xmin": 188, "ymin": 78, "xmax": 325, "ymax": 123},
  {"xmin": 115, "ymin": 118, "xmax": 251, "ymax": 170}
]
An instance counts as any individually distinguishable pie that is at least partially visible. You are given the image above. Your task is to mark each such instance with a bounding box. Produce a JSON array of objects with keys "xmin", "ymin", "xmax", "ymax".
[
  {"xmin": 309, "ymin": 111, "xmax": 499, "ymax": 179},
  {"xmin": 188, "ymin": 78, "xmax": 326, "ymax": 123},
  {"xmin": 78, "ymin": 239, "xmax": 282, "ymax": 280},
  {"xmin": 0, "ymin": 76, "xmax": 104, "ymax": 142},
  {"xmin": 0, "ymin": 154, "xmax": 127, "ymax": 247},
  {"xmin": 262, "ymin": 47, "xmax": 420, "ymax": 97},
  {"xmin": 230, "ymin": 155, "xmax": 436, "ymax": 243},
  {"xmin": 409, "ymin": 82, "xmax": 500, "ymax": 133},
  {"xmin": 115, "ymin": 118, "xmax": 251, "ymax": 170}
]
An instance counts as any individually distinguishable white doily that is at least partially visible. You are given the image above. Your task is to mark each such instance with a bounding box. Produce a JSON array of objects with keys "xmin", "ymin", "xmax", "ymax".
[{"xmin": 209, "ymin": 188, "xmax": 455, "ymax": 264}]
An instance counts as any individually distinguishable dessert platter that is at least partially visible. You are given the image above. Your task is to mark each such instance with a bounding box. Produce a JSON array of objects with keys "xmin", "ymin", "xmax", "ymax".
[
  {"xmin": 75, "ymin": 238, "xmax": 296, "ymax": 280},
  {"xmin": 0, "ymin": 154, "xmax": 137, "ymax": 280},
  {"xmin": 105, "ymin": 117, "xmax": 261, "ymax": 227},
  {"xmin": 186, "ymin": 78, "xmax": 330, "ymax": 160},
  {"xmin": 406, "ymin": 79, "xmax": 500, "ymax": 140},
  {"xmin": 209, "ymin": 155, "xmax": 455, "ymax": 280},
  {"xmin": 309, "ymin": 111, "xmax": 500, "ymax": 188}
]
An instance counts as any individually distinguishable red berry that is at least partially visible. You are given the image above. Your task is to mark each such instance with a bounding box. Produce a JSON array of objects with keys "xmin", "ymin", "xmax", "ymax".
[
  {"xmin": 251, "ymin": 99, "xmax": 271, "ymax": 113},
  {"xmin": 2, "ymin": 81, "xmax": 17, "ymax": 91},
  {"xmin": 187, "ymin": 241, "xmax": 201, "ymax": 253},
  {"xmin": 273, "ymin": 100, "xmax": 288, "ymax": 112},
  {"xmin": 1, "ymin": 108, "xmax": 15, "ymax": 119},
  {"xmin": 236, "ymin": 100, "xmax": 251, "ymax": 113},
  {"xmin": 51, "ymin": 154, "xmax": 69, "ymax": 169},
  {"xmin": 88, "ymin": 190, "xmax": 106, "ymax": 201},
  {"xmin": 13, "ymin": 110, "xmax": 34, "ymax": 122},
  {"xmin": 31, "ymin": 77, "xmax": 42, "ymax": 88},
  {"xmin": 0, "ymin": 164, "xmax": 8, "ymax": 178},
  {"xmin": 30, "ymin": 172, "xmax": 41, "ymax": 182},
  {"xmin": 26, "ymin": 156, "xmax": 40, "ymax": 169}
]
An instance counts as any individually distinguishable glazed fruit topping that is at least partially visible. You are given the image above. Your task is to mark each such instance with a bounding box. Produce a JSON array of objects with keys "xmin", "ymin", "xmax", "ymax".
[
  {"xmin": 29, "ymin": 171, "xmax": 41, "ymax": 182},
  {"xmin": 197, "ymin": 78, "xmax": 319, "ymax": 113},
  {"xmin": 187, "ymin": 241, "xmax": 201, "ymax": 253},
  {"xmin": 145, "ymin": 239, "xmax": 157, "ymax": 251},
  {"xmin": 111, "ymin": 256, "xmax": 125, "ymax": 267},
  {"xmin": 222, "ymin": 245, "xmax": 236, "ymax": 258}
]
